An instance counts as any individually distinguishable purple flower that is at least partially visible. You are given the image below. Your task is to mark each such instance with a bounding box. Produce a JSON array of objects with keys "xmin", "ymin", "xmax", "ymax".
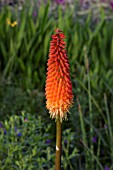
[
  {"xmin": 4, "ymin": 129, "xmax": 6, "ymax": 135},
  {"xmin": 45, "ymin": 139, "xmax": 51, "ymax": 144},
  {"xmin": 64, "ymin": 140, "xmax": 68, "ymax": 144},
  {"xmin": 17, "ymin": 132, "xmax": 22, "ymax": 137},
  {"xmin": 110, "ymin": 2, "xmax": 113, "ymax": 10},
  {"xmin": 104, "ymin": 166, "xmax": 110, "ymax": 170},
  {"xmin": 0, "ymin": 123, "xmax": 2, "ymax": 128},
  {"xmin": 33, "ymin": 10, "xmax": 37, "ymax": 17},
  {"xmin": 92, "ymin": 136, "xmax": 97, "ymax": 143},
  {"xmin": 55, "ymin": 0, "xmax": 65, "ymax": 4},
  {"xmin": 80, "ymin": 0, "xmax": 84, "ymax": 4},
  {"xmin": 24, "ymin": 118, "xmax": 28, "ymax": 122}
]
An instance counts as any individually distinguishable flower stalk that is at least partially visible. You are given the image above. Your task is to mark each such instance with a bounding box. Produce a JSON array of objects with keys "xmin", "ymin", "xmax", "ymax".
[
  {"xmin": 55, "ymin": 119, "xmax": 62, "ymax": 170},
  {"xmin": 45, "ymin": 28, "xmax": 73, "ymax": 169}
]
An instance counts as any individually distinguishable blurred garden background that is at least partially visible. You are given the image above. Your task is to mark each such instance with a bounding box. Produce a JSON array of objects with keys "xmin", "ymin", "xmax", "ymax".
[{"xmin": 0, "ymin": 0, "xmax": 113, "ymax": 169}]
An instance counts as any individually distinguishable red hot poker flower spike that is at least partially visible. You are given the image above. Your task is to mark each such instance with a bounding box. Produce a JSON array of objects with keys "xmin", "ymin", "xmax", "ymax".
[{"xmin": 45, "ymin": 28, "xmax": 73, "ymax": 122}]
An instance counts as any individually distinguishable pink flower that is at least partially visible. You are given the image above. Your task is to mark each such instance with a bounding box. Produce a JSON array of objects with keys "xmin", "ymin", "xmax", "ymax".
[
  {"xmin": 110, "ymin": 2, "xmax": 113, "ymax": 10},
  {"xmin": 55, "ymin": 0, "xmax": 65, "ymax": 4}
]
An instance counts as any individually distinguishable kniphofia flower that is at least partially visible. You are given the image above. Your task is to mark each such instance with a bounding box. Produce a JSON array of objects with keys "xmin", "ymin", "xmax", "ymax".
[{"xmin": 45, "ymin": 28, "xmax": 73, "ymax": 122}]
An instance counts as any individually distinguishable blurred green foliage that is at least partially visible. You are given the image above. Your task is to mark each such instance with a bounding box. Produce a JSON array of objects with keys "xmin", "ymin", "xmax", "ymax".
[
  {"xmin": 0, "ymin": 113, "xmax": 78, "ymax": 170},
  {"xmin": 0, "ymin": 1, "xmax": 113, "ymax": 169},
  {"xmin": 0, "ymin": 2, "xmax": 113, "ymax": 94}
]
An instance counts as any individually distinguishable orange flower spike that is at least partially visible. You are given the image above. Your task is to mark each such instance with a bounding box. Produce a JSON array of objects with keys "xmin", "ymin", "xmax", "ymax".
[{"xmin": 45, "ymin": 28, "xmax": 73, "ymax": 122}]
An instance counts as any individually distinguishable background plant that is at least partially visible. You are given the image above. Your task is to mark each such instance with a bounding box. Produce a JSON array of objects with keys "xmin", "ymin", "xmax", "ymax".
[
  {"xmin": 0, "ymin": 0, "xmax": 113, "ymax": 169},
  {"xmin": 0, "ymin": 113, "xmax": 77, "ymax": 170}
]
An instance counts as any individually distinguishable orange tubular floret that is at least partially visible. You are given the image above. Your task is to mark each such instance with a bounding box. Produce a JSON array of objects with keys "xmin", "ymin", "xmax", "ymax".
[{"xmin": 45, "ymin": 28, "xmax": 73, "ymax": 122}]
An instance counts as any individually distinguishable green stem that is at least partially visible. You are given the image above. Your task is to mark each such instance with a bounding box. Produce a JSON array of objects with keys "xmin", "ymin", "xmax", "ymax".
[
  {"xmin": 84, "ymin": 46, "xmax": 94, "ymax": 169},
  {"xmin": 55, "ymin": 119, "xmax": 62, "ymax": 170}
]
